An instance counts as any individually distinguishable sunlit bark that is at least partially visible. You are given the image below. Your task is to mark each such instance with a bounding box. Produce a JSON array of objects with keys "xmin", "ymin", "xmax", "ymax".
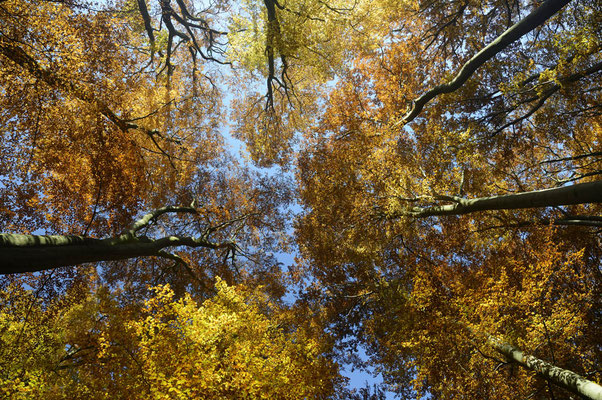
[
  {"xmin": 389, "ymin": 180, "xmax": 602, "ymax": 218},
  {"xmin": 0, "ymin": 206, "xmax": 234, "ymax": 274},
  {"xmin": 489, "ymin": 336, "xmax": 602, "ymax": 400}
]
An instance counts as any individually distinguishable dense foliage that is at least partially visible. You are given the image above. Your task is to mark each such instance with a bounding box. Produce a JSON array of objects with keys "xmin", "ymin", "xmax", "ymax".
[
  {"xmin": 1, "ymin": 0, "xmax": 600, "ymax": 398},
  {"xmin": 0, "ymin": 278, "xmax": 339, "ymax": 398}
]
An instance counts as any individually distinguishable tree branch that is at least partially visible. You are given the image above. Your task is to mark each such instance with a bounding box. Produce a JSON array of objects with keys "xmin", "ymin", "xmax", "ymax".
[
  {"xmin": 129, "ymin": 206, "xmax": 197, "ymax": 234},
  {"xmin": 0, "ymin": 39, "xmax": 180, "ymax": 160},
  {"xmin": 397, "ymin": 0, "xmax": 571, "ymax": 126},
  {"xmin": 541, "ymin": 151, "xmax": 602, "ymax": 165}
]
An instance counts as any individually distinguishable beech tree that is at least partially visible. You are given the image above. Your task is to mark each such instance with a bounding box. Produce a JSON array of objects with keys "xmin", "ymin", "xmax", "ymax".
[
  {"xmin": 294, "ymin": 0, "xmax": 602, "ymax": 398},
  {"xmin": 0, "ymin": 0, "xmax": 601, "ymax": 398},
  {"xmin": 0, "ymin": 0, "xmax": 297, "ymax": 288},
  {"xmin": 0, "ymin": 0, "xmax": 351, "ymax": 396}
]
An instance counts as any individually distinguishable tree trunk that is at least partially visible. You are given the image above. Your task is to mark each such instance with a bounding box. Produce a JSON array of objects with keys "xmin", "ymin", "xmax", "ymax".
[
  {"xmin": 0, "ymin": 233, "xmax": 226, "ymax": 274},
  {"xmin": 402, "ymin": 180, "xmax": 602, "ymax": 218},
  {"xmin": 1, "ymin": 234, "xmax": 155, "ymax": 273},
  {"xmin": 0, "ymin": 206, "xmax": 233, "ymax": 274},
  {"xmin": 400, "ymin": 0, "xmax": 571, "ymax": 125},
  {"xmin": 489, "ymin": 336, "xmax": 602, "ymax": 400}
]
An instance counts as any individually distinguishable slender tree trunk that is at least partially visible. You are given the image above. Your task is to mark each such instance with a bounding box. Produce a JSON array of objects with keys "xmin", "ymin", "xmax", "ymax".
[
  {"xmin": 488, "ymin": 336, "xmax": 602, "ymax": 400},
  {"xmin": 400, "ymin": 0, "xmax": 571, "ymax": 125},
  {"xmin": 0, "ymin": 233, "xmax": 227, "ymax": 274},
  {"xmin": 0, "ymin": 206, "xmax": 233, "ymax": 274},
  {"xmin": 399, "ymin": 180, "xmax": 602, "ymax": 218}
]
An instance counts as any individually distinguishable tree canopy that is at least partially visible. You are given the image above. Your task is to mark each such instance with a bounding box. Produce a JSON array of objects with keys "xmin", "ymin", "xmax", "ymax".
[{"xmin": 0, "ymin": 0, "xmax": 601, "ymax": 398}]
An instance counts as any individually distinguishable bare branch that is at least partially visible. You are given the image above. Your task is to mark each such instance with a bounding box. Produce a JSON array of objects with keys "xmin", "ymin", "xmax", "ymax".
[
  {"xmin": 137, "ymin": 0, "xmax": 157, "ymax": 60},
  {"xmin": 541, "ymin": 151, "xmax": 602, "ymax": 165}
]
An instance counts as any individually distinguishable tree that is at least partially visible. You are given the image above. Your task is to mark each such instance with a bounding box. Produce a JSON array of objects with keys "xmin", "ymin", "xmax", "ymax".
[
  {"xmin": 227, "ymin": 0, "xmax": 406, "ymax": 166},
  {"xmin": 0, "ymin": 0, "xmax": 341, "ymax": 395},
  {"xmin": 1, "ymin": 0, "xmax": 601, "ymax": 398},
  {"xmin": 0, "ymin": 0, "xmax": 297, "ymax": 294},
  {"xmin": 0, "ymin": 278, "xmax": 342, "ymax": 398},
  {"xmin": 294, "ymin": 0, "xmax": 602, "ymax": 397},
  {"xmin": 0, "ymin": 0, "xmax": 222, "ymax": 234},
  {"xmin": 352, "ymin": 231, "xmax": 601, "ymax": 398}
]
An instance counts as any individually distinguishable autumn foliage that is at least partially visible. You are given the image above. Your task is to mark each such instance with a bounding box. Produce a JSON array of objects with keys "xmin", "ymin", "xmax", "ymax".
[
  {"xmin": 1, "ymin": 0, "xmax": 601, "ymax": 398},
  {"xmin": 0, "ymin": 278, "xmax": 338, "ymax": 398}
]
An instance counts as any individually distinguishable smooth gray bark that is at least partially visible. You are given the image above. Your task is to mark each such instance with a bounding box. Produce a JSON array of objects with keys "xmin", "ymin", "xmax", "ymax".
[
  {"xmin": 0, "ymin": 206, "xmax": 232, "ymax": 274},
  {"xmin": 489, "ymin": 336, "xmax": 602, "ymax": 400},
  {"xmin": 0, "ymin": 234, "xmax": 228, "ymax": 274},
  {"xmin": 398, "ymin": 180, "xmax": 602, "ymax": 218},
  {"xmin": 400, "ymin": 0, "xmax": 571, "ymax": 125}
]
